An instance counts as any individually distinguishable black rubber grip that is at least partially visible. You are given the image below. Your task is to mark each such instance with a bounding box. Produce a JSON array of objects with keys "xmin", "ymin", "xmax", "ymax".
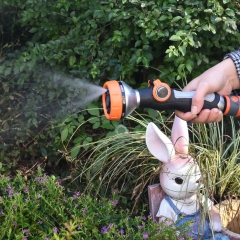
[{"xmin": 138, "ymin": 87, "xmax": 221, "ymax": 113}]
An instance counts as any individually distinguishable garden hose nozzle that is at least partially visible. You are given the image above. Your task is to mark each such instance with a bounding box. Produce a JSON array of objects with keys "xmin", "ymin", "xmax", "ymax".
[{"xmin": 102, "ymin": 79, "xmax": 240, "ymax": 120}]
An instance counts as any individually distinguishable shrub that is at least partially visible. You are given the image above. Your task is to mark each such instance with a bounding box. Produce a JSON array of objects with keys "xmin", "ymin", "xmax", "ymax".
[
  {"xmin": 1, "ymin": 0, "xmax": 239, "ymax": 83},
  {"xmin": 0, "ymin": 167, "xmax": 192, "ymax": 239}
]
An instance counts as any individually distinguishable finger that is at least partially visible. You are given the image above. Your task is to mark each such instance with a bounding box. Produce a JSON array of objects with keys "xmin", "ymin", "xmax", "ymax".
[
  {"xmin": 182, "ymin": 78, "xmax": 201, "ymax": 92},
  {"xmin": 190, "ymin": 81, "xmax": 215, "ymax": 115},
  {"xmin": 189, "ymin": 109, "xmax": 223, "ymax": 123},
  {"xmin": 175, "ymin": 110, "xmax": 197, "ymax": 122}
]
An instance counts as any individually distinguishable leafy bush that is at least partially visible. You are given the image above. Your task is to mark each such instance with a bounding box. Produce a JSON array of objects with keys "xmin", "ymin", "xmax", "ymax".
[
  {"xmin": 0, "ymin": 167, "xmax": 192, "ymax": 239},
  {"xmin": 1, "ymin": 0, "xmax": 239, "ymax": 83}
]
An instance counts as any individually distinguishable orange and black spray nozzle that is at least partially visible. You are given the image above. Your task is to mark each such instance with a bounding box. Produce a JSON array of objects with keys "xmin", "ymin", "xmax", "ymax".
[{"xmin": 102, "ymin": 79, "xmax": 240, "ymax": 120}]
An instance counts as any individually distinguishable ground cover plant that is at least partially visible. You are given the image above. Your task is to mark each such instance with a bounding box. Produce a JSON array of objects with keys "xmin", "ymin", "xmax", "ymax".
[
  {"xmin": 0, "ymin": 0, "xmax": 239, "ymax": 169},
  {"xmin": 0, "ymin": 167, "xmax": 192, "ymax": 239}
]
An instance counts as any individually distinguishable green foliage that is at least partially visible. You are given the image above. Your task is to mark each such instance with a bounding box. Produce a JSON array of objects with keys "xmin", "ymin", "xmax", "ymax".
[
  {"xmin": 0, "ymin": 167, "xmax": 192, "ymax": 239},
  {"xmin": 190, "ymin": 117, "xmax": 240, "ymax": 197},
  {"xmin": 1, "ymin": 0, "xmax": 240, "ymax": 83},
  {"xmin": 0, "ymin": 0, "xmax": 240, "ymax": 186}
]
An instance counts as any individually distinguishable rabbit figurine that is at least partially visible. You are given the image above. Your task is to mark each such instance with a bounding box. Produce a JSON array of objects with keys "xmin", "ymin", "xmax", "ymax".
[{"xmin": 146, "ymin": 116, "xmax": 229, "ymax": 240}]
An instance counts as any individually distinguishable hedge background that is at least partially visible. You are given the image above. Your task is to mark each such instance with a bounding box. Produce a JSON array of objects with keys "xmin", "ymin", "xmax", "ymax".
[{"xmin": 0, "ymin": 0, "xmax": 239, "ymax": 173}]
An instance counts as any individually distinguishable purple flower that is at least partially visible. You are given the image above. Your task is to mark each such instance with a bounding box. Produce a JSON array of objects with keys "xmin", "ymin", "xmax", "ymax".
[
  {"xmin": 126, "ymin": 216, "xmax": 130, "ymax": 220},
  {"xmin": 0, "ymin": 210, "xmax": 3, "ymax": 215},
  {"xmin": 101, "ymin": 223, "xmax": 114, "ymax": 234},
  {"xmin": 73, "ymin": 192, "xmax": 81, "ymax": 199},
  {"xmin": 37, "ymin": 194, "xmax": 41, "ymax": 199},
  {"xmin": 23, "ymin": 186, "xmax": 28, "ymax": 193},
  {"xmin": 8, "ymin": 188, "xmax": 14, "ymax": 198},
  {"xmin": 77, "ymin": 226, "xmax": 81, "ymax": 230},
  {"xmin": 142, "ymin": 215, "xmax": 147, "ymax": 221},
  {"xmin": 44, "ymin": 238, "xmax": 50, "ymax": 240},
  {"xmin": 143, "ymin": 233, "xmax": 148, "ymax": 239},
  {"xmin": 53, "ymin": 227, "xmax": 58, "ymax": 233},
  {"xmin": 13, "ymin": 205, "xmax": 18, "ymax": 209},
  {"xmin": 112, "ymin": 200, "xmax": 117, "ymax": 207},
  {"xmin": 57, "ymin": 180, "xmax": 62, "ymax": 187},
  {"xmin": 22, "ymin": 229, "xmax": 30, "ymax": 236},
  {"xmin": 38, "ymin": 220, "xmax": 42, "ymax": 224},
  {"xmin": 74, "ymin": 204, "xmax": 78, "ymax": 207},
  {"xmin": 82, "ymin": 208, "xmax": 87, "ymax": 214},
  {"xmin": 101, "ymin": 226, "xmax": 109, "ymax": 234},
  {"xmin": 13, "ymin": 221, "xmax": 17, "ymax": 227},
  {"xmin": 22, "ymin": 238, "xmax": 27, "ymax": 240},
  {"xmin": 119, "ymin": 229, "xmax": 124, "ymax": 235}
]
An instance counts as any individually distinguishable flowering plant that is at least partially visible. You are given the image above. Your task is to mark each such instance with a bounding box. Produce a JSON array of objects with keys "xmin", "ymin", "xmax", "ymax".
[{"xmin": 0, "ymin": 167, "xmax": 191, "ymax": 239}]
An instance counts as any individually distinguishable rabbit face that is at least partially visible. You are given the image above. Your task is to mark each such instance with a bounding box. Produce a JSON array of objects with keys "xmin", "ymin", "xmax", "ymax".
[{"xmin": 160, "ymin": 155, "xmax": 202, "ymax": 200}]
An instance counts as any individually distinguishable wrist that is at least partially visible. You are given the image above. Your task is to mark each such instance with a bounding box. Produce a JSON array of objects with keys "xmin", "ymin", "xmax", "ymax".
[
  {"xmin": 222, "ymin": 53, "xmax": 240, "ymax": 90},
  {"xmin": 221, "ymin": 57, "xmax": 240, "ymax": 90}
]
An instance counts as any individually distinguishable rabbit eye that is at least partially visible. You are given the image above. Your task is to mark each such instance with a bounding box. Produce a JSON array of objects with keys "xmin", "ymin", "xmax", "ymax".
[{"xmin": 175, "ymin": 177, "xmax": 183, "ymax": 185}]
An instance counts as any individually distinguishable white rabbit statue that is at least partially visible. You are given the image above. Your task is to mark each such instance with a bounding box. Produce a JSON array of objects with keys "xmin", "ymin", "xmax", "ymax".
[{"xmin": 146, "ymin": 116, "xmax": 229, "ymax": 240}]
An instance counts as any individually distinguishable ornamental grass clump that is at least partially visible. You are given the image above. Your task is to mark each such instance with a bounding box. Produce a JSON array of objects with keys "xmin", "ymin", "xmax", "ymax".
[{"xmin": 0, "ymin": 167, "xmax": 191, "ymax": 239}]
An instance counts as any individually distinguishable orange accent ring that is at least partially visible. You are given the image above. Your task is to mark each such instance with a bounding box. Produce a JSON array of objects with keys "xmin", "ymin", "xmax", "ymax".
[
  {"xmin": 223, "ymin": 96, "xmax": 230, "ymax": 115},
  {"xmin": 231, "ymin": 96, "xmax": 239, "ymax": 102},
  {"xmin": 102, "ymin": 80, "xmax": 123, "ymax": 120},
  {"xmin": 152, "ymin": 79, "xmax": 171, "ymax": 102}
]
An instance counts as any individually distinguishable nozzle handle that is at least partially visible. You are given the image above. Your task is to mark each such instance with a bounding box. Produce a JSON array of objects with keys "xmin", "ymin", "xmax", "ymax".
[{"xmin": 139, "ymin": 88, "xmax": 227, "ymax": 114}]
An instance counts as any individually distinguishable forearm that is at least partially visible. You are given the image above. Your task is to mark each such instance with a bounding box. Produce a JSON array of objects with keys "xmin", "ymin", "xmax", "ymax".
[{"xmin": 224, "ymin": 49, "xmax": 240, "ymax": 89}]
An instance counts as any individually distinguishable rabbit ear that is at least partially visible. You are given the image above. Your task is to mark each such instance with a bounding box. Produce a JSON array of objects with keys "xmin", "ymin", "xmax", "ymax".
[
  {"xmin": 146, "ymin": 122, "xmax": 175, "ymax": 163},
  {"xmin": 171, "ymin": 116, "xmax": 189, "ymax": 154}
]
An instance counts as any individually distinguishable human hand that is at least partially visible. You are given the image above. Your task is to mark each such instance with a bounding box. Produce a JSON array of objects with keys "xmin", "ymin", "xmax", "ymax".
[{"xmin": 175, "ymin": 58, "xmax": 240, "ymax": 123}]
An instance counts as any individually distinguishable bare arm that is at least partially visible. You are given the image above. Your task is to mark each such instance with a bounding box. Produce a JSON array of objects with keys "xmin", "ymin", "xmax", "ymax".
[{"xmin": 176, "ymin": 50, "xmax": 240, "ymax": 123}]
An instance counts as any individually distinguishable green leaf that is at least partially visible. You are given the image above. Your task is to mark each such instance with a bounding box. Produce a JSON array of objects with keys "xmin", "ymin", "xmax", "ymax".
[
  {"xmin": 135, "ymin": 40, "xmax": 142, "ymax": 47},
  {"xmin": 87, "ymin": 106, "xmax": 100, "ymax": 116},
  {"xmin": 40, "ymin": 147, "xmax": 48, "ymax": 157},
  {"xmin": 69, "ymin": 56, "xmax": 76, "ymax": 66},
  {"xmin": 171, "ymin": 16, "xmax": 182, "ymax": 22},
  {"xmin": 71, "ymin": 146, "xmax": 80, "ymax": 159},
  {"xmin": 169, "ymin": 35, "xmax": 182, "ymax": 41},
  {"xmin": 179, "ymin": 45, "xmax": 186, "ymax": 56},
  {"xmin": 61, "ymin": 128, "xmax": 68, "ymax": 141},
  {"xmin": 147, "ymin": 109, "xmax": 158, "ymax": 118},
  {"xmin": 73, "ymin": 136, "xmax": 83, "ymax": 144},
  {"xmin": 29, "ymin": 27, "xmax": 38, "ymax": 33},
  {"xmin": 176, "ymin": 30, "xmax": 186, "ymax": 36},
  {"xmin": 152, "ymin": 9, "xmax": 160, "ymax": 18},
  {"xmin": 159, "ymin": 15, "xmax": 168, "ymax": 21},
  {"xmin": 214, "ymin": 17, "xmax": 222, "ymax": 23},
  {"xmin": 186, "ymin": 61, "xmax": 193, "ymax": 73},
  {"xmin": 93, "ymin": 122, "xmax": 101, "ymax": 129},
  {"xmin": 177, "ymin": 64, "xmax": 185, "ymax": 74},
  {"xmin": 122, "ymin": 27, "xmax": 130, "ymax": 36},
  {"xmin": 209, "ymin": 24, "xmax": 216, "ymax": 34},
  {"xmin": 225, "ymin": 8, "xmax": 235, "ymax": 17}
]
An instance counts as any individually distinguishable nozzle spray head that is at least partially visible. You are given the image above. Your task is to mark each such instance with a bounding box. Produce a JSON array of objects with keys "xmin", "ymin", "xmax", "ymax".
[{"xmin": 102, "ymin": 80, "xmax": 140, "ymax": 120}]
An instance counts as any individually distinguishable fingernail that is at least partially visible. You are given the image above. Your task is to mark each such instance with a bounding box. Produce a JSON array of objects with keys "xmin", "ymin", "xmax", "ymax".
[{"xmin": 191, "ymin": 106, "xmax": 198, "ymax": 115}]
